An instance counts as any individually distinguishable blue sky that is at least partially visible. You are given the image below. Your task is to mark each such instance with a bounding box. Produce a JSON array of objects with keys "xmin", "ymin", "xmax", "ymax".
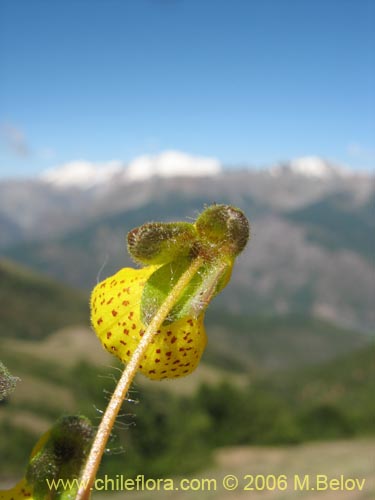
[{"xmin": 0, "ymin": 0, "xmax": 374, "ymax": 177}]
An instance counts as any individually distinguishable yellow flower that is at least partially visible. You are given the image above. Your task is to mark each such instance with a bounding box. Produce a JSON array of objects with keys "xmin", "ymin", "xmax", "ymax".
[{"xmin": 91, "ymin": 205, "xmax": 250, "ymax": 381}]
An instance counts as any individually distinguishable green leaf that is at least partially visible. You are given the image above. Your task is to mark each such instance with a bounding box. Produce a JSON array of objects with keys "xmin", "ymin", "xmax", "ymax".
[{"xmin": 26, "ymin": 415, "xmax": 94, "ymax": 500}]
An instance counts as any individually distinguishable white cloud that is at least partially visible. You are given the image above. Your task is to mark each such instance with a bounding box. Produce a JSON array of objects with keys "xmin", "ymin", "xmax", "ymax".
[{"xmin": 126, "ymin": 150, "xmax": 221, "ymax": 182}]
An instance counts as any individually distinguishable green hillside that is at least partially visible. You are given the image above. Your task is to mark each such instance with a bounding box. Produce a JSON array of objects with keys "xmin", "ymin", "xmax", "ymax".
[
  {"xmin": 0, "ymin": 260, "xmax": 373, "ymax": 483},
  {"xmin": 258, "ymin": 343, "xmax": 375, "ymax": 436},
  {"xmin": 0, "ymin": 258, "xmax": 89, "ymax": 340},
  {"xmin": 3, "ymin": 340, "xmax": 373, "ymax": 482},
  {"xmin": 203, "ymin": 310, "xmax": 371, "ymax": 373},
  {"xmin": 95, "ymin": 439, "xmax": 375, "ymax": 500},
  {"xmin": 0, "ymin": 255, "xmax": 370, "ymax": 369}
]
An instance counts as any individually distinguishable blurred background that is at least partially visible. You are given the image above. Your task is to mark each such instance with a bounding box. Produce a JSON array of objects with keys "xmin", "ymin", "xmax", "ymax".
[{"xmin": 0, "ymin": 0, "xmax": 374, "ymax": 498}]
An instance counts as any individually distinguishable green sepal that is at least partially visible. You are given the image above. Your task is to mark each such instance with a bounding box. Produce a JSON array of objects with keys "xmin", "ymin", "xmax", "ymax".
[
  {"xmin": 26, "ymin": 415, "xmax": 94, "ymax": 500},
  {"xmin": 141, "ymin": 257, "xmax": 233, "ymax": 326},
  {"xmin": 127, "ymin": 221, "xmax": 198, "ymax": 265}
]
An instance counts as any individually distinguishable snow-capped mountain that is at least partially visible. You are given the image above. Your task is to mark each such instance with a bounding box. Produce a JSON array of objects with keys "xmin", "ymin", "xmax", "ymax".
[
  {"xmin": 39, "ymin": 153, "xmax": 361, "ymax": 191},
  {"xmin": 40, "ymin": 151, "xmax": 222, "ymax": 189},
  {"xmin": 270, "ymin": 156, "xmax": 350, "ymax": 178},
  {"xmin": 126, "ymin": 150, "xmax": 222, "ymax": 181},
  {"xmin": 40, "ymin": 160, "xmax": 125, "ymax": 188}
]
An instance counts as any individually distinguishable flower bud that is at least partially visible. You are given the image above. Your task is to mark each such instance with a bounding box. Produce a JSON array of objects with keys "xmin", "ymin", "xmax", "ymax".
[
  {"xmin": 127, "ymin": 222, "xmax": 197, "ymax": 265},
  {"xmin": 195, "ymin": 204, "xmax": 250, "ymax": 257}
]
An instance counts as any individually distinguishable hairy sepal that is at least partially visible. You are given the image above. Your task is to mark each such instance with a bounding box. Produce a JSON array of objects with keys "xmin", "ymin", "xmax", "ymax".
[{"xmin": 141, "ymin": 257, "xmax": 233, "ymax": 326}]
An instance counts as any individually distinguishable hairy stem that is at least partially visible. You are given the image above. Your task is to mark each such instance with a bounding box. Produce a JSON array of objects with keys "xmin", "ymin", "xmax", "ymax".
[{"xmin": 76, "ymin": 256, "xmax": 204, "ymax": 500}]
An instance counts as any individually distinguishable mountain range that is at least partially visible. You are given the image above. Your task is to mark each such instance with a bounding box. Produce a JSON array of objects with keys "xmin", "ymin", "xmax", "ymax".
[
  {"xmin": 0, "ymin": 153, "xmax": 374, "ymax": 483},
  {"xmin": 0, "ymin": 155, "xmax": 373, "ymax": 332}
]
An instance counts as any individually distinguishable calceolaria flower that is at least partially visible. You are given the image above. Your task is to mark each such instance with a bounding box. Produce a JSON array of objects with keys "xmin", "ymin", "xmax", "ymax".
[{"xmin": 91, "ymin": 204, "xmax": 250, "ymax": 380}]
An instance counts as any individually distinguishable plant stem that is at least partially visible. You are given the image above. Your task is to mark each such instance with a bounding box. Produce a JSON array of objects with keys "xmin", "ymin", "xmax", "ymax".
[{"xmin": 76, "ymin": 256, "xmax": 204, "ymax": 500}]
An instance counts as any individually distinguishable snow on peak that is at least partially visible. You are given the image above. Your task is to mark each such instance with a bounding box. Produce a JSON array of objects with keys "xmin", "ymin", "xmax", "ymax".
[
  {"xmin": 289, "ymin": 157, "xmax": 341, "ymax": 177},
  {"xmin": 40, "ymin": 151, "xmax": 221, "ymax": 189},
  {"xmin": 40, "ymin": 160, "xmax": 124, "ymax": 188},
  {"xmin": 125, "ymin": 150, "xmax": 222, "ymax": 182},
  {"xmin": 271, "ymin": 156, "xmax": 349, "ymax": 178}
]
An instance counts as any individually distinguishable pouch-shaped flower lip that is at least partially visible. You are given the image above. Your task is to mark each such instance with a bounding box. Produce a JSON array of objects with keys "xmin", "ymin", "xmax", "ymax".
[{"xmin": 91, "ymin": 265, "xmax": 207, "ymax": 380}]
